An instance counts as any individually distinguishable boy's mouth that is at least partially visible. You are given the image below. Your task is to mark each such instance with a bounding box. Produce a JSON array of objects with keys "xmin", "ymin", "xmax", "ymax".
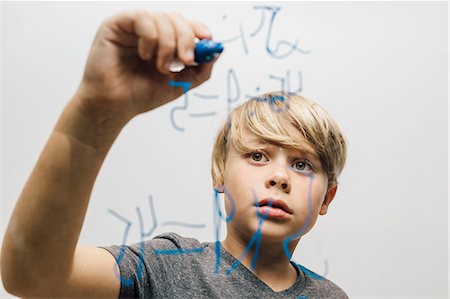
[{"xmin": 255, "ymin": 198, "xmax": 293, "ymax": 217}]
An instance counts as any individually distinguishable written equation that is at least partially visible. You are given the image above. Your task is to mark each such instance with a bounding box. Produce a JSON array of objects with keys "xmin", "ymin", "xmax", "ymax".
[{"xmin": 170, "ymin": 5, "xmax": 309, "ymax": 132}]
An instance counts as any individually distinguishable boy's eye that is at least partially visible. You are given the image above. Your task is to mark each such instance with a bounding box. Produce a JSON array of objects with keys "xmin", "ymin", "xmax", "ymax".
[
  {"xmin": 292, "ymin": 161, "xmax": 312, "ymax": 172},
  {"xmin": 250, "ymin": 152, "xmax": 266, "ymax": 162}
]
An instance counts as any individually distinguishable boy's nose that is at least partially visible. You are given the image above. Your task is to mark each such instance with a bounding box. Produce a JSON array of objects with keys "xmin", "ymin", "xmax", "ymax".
[{"xmin": 265, "ymin": 172, "xmax": 291, "ymax": 193}]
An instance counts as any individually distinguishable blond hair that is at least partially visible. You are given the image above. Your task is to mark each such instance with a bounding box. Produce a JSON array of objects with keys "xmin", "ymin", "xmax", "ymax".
[{"xmin": 211, "ymin": 91, "xmax": 347, "ymax": 188}]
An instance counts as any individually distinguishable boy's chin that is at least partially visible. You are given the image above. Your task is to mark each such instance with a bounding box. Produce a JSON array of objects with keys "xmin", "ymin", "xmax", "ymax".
[{"xmin": 257, "ymin": 226, "xmax": 302, "ymax": 245}]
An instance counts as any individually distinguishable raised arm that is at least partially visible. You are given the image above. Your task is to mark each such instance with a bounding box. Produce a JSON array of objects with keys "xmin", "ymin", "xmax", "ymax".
[{"xmin": 1, "ymin": 10, "xmax": 217, "ymax": 298}]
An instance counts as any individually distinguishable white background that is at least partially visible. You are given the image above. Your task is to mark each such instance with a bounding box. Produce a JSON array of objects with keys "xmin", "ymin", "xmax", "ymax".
[{"xmin": 1, "ymin": 1, "xmax": 448, "ymax": 298}]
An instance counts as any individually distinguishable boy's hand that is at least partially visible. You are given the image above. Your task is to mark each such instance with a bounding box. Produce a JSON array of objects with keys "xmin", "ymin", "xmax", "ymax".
[{"xmin": 76, "ymin": 11, "xmax": 216, "ymax": 124}]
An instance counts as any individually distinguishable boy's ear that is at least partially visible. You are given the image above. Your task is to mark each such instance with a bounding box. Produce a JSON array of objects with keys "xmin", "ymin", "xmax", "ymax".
[
  {"xmin": 319, "ymin": 185, "xmax": 338, "ymax": 215},
  {"xmin": 213, "ymin": 184, "xmax": 224, "ymax": 193}
]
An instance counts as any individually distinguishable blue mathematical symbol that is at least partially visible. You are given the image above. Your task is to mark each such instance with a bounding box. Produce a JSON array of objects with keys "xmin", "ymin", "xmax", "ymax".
[
  {"xmin": 168, "ymin": 78, "xmax": 239, "ymax": 131},
  {"xmin": 217, "ymin": 14, "xmax": 249, "ymax": 55},
  {"xmin": 169, "ymin": 80, "xmax": 192, "ymax": 132},
  {"xmin": 108, "ymin": 195, "xmax": 157, "ymax": 286},
  {"xmin": 217, "ymin": 5, "xmax": 310, "ymax": 58},
  {"xmin": 269, "ymin": 70, "xmax": 303, "ymax": 95},
  {"xmin": 187, "ymin": 68, "xmax": 240, "ymax": 120},
  {"xmin": 168, "ymin": 69, "xmax": 241, "ymax": 129},
  {"xmin": 283, "ymin": 172, "xmax": 315, "ymax": 260},
  {"xmin": 108, "ymin": 195, "xmax": 205, "ymax": 284},
  {"xmin": 253, "ymin": 6, "xmax": 311, "ymax": 58},
  {"xmin": 181, "ymin": 68, "xmax": 298, "ymax": 129},
  {"xmin": 245, "ymin": 70, "xmax": 303, "ymax": 99},
  {"xmin": 248, "ymin": 93, "xmax": 290, "ymax": 115},
  {"xmin": 224, "ymin": 188, "xmax": 273, "ymax": 275},
  {"xmin": 213, "ymin": 185, "xmax": 237, "ymax": 273},
  {"xmin": 188, "ymin": 68, "xmax": 303, "ymax": 128}
]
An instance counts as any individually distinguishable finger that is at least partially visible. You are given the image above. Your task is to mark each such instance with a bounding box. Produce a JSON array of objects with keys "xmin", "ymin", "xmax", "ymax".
[
  {"xmin": 134, "ymin": 11, "xmax": 159, "ymax": 60},
  {"xmin": 102, "ymin": 11, "xmax": 139, "ymax": 47},
  {"xmin": 189, "ymin": 19, "xmax": 212, "ymax": 40},
  {"xmin": 152, "ymin": 12, "xmax": 177, "ymax": 74},
  {"xmin": 104, "ymin": 11, "xmax": 135, "ymax": 33},
  {"xmin": 167, "ymin": 12, "xmax": 195, "ymax": 65}
]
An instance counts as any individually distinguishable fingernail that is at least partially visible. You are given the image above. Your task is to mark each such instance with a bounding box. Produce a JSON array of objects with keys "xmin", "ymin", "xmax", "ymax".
[
  {"xmin": 185, "ymin": 50, "xmax": 194, "ymax": 61},
  {"xmin": 203, "ymin": 26, "xmax": 211, "ymax": 36},
  {"xmin": 140, "ymin": 49, "xmax": 149, "ymax": 60}
]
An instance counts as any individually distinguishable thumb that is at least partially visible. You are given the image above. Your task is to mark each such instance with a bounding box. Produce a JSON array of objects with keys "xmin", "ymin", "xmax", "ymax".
[{"xmin": 175, "ymin": 54, "xmax": 221, "ymax": 89}]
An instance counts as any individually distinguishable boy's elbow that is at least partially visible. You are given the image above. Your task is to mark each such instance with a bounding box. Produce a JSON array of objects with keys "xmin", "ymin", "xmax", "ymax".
[
  {"xmin": 1, "ymin": 244, "xmax": 18, "ymax": 295},
  {"xmin": 3, "ymin": 279, "xmax": 46, "ymax": 298},
  {"xmin": 2, "ymin": 265, "xmax": 59, "ymax": 298},
  {"xmin": 1, "ymin": 246, "xmax": 60, "ymax": 298},
  {"xmin": 1, "ymin": 228, "xmax": 34, "ymax": 296},
  {"xmin": 1, "ymin": 253, "xmax": 35, "ymax": 297},
  {"xmin": 2, "ymin": 274, "xmax": 24, "ymax": 298},
  {"xmin": 1, "ymin": 260, "xmax": 29, "ymax": 297}
]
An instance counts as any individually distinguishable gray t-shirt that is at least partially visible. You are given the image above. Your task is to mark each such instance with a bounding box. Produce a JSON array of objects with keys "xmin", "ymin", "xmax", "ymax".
[{"xmin": 102, "ymin": 233, "xmax": 348, "ymax": 298}]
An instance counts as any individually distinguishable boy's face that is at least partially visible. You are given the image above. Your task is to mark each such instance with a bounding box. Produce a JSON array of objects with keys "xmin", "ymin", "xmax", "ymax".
[{"xmin": 219, "ymin": 130, "xmax": 337, "ymax": 244}]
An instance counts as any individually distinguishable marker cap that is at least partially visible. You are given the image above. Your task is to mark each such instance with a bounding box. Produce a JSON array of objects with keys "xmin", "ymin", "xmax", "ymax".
[{"xmin": 169, "ymin": 39, "xmax": 224, "ymax": 72}]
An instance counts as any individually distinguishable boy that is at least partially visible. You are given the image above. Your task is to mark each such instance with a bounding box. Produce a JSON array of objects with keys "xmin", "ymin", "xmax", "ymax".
[{"xmin": 1, "ymin": 10, "xmax": 348, "ymax": 298}]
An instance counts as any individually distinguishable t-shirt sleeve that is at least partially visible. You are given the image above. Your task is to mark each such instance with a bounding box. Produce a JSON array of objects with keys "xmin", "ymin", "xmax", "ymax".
[{"xmin": 100, "ymin": 232, "xmax": 201, "ymax": 298}]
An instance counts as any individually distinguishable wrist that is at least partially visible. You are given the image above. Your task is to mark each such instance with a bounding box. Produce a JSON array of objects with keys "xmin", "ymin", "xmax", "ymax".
[{"xmin": 54, "ymin": 93, "xmax": 130, "ymax": 154}]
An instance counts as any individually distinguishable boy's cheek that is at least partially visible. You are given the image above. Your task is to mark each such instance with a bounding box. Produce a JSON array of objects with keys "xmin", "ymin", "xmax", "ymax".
[{"xmin": 311, "ymin": 176, "xmax": 329, "ymax": 201}]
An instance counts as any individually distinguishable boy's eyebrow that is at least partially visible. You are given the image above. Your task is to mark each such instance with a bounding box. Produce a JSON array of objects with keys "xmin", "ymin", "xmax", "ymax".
[
  {"xmin": 287, "ymin": 146, "xmax": 320, "ymax": 164},
  {"xmin": 246, "ymin": 139, "xmax": 320, "ymax": 162}
]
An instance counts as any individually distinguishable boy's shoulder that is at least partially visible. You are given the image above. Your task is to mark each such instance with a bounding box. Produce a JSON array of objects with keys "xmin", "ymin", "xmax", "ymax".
[
  {"xmin": 293, "ymin": 262, "xmax": 349, "ymax": 299},
  {"xmin": 148, "ymin": 232, "xmax": 203, "ymax": 250}
]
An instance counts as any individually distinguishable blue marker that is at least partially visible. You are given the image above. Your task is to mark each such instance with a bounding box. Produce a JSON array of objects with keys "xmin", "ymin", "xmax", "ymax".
[
  {"xmin": 194, "ymin": 39, "xmax": 224, "ymax": 63},
  {"xmin": 169, "ymin": 39, "xmax": 224, "ymax": 72}
]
